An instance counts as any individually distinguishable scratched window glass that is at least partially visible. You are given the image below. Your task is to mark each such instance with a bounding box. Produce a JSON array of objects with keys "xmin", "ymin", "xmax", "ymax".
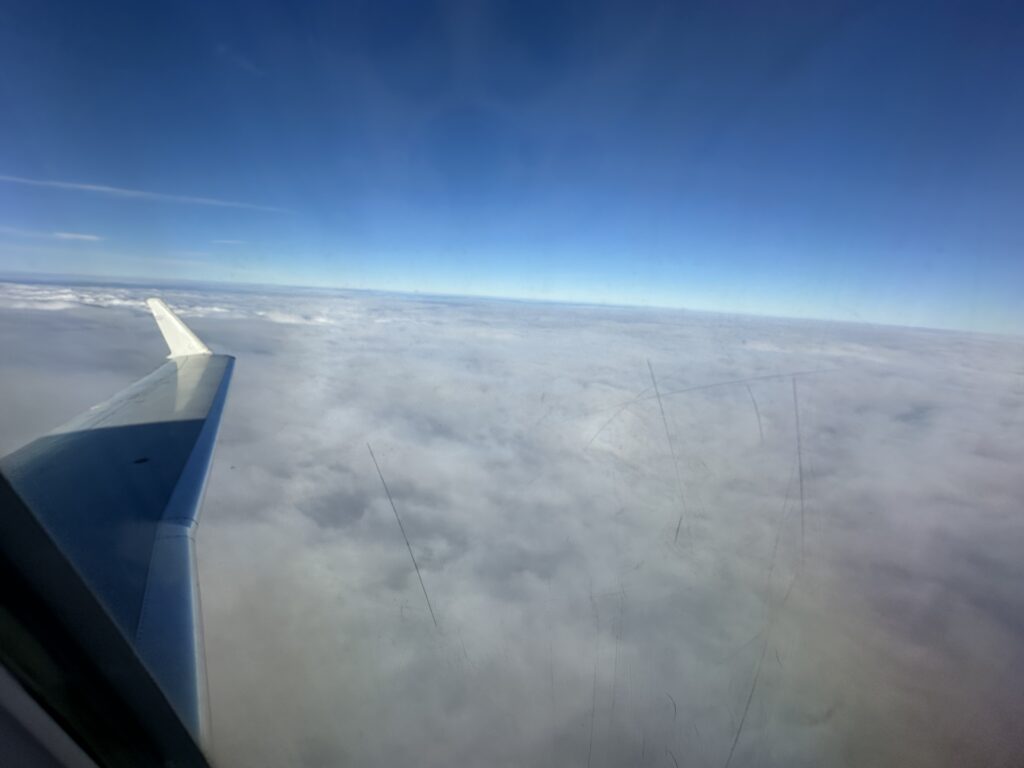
[{"xmin": 1, "ymin": 3, "xmax": 1023, "ymax": 767}]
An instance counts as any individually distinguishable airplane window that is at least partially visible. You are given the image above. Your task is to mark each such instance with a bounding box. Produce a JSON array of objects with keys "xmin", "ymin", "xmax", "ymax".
[{"xmin": 1, "ymin": 2, "xmax": 1023, "ymax": 766}]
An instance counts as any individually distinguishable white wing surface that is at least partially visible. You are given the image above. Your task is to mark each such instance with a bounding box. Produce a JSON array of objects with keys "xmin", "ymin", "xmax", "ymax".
[{"xmin": 0, "ymin": 299, "xmax": 233, "ymax": 766}]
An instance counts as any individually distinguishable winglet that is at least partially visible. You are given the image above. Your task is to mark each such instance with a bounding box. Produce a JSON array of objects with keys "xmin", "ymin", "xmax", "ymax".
[{"xmin": 147, "ymin": 298, "xmax": 211, "ymax": 357}]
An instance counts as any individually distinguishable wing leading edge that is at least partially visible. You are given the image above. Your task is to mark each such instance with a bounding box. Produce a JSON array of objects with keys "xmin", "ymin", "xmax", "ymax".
[{"xmin": 0, "ymin": 299, "xmax": 233, "ymax": 762}]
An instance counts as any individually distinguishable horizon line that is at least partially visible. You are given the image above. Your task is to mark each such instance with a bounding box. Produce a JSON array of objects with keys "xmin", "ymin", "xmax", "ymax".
[{"xmin": 0, "ymin": 267, "xmax": 1015, "ymax": 339}]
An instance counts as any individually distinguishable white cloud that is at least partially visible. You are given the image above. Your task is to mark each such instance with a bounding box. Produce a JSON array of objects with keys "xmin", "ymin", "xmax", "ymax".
[
  {"xmin": 0, "ymin": 282, "xmax": 146, "ymax": 313},
  {"xmin": 0, "ymin": 225, "xmax": 103, "ymax": 241},
  {"xmin": 52, "ymin": 231, "xmax": 103, "ymax": 241},
  {"xmin": 0, "ymin": 174, "xmax": 287, "ymax": 213},
  {"xmin": 1, "ymin": 281, "xmax": 1023, "ymax": 767}
]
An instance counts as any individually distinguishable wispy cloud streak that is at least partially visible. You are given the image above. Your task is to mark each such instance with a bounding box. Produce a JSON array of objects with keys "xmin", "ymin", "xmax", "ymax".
[
  {"xmin": 0, "ymin": 225, "xmax": 103, "ymax": 242},
  {"xmin": 0, "ymin": 174, "xmax": 286, "ymax": 213},
  {"xmin": 53, "ymin": 232, "xmax": 102, "ymax": 241}
]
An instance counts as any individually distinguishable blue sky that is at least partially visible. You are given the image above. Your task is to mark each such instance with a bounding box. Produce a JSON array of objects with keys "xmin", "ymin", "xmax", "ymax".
[{"xmin": 1, "ymin": 0, "xmax": 1023, "ymax": 332}]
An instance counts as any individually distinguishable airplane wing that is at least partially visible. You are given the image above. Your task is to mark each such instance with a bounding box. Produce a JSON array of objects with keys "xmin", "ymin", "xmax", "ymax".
[{"xmin": 0, "ymin": 299, "xmax": 233, "ymax": 767}]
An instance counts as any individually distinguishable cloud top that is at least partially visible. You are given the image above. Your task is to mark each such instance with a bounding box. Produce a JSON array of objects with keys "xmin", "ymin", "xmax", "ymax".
[{"xmin": 1, "ymin": 280, "xmax": 1023, "ymax": 767}]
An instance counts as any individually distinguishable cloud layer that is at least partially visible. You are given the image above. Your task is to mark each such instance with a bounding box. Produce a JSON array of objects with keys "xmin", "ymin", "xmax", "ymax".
[{"xmin": 1, "ymin": 280, "xmax": 1023, "ymax": 767}]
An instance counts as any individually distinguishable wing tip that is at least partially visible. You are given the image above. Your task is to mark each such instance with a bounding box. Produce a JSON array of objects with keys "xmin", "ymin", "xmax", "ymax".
[{"xmin": 146, "ymin": 298, "xmax": 212, "ymax": 357}]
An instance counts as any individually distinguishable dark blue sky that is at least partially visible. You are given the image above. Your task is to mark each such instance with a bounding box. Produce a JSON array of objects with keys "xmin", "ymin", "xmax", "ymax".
[{"xmin": 1, "ymin": 1, "xmax": 1023, "ymax": 330}]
